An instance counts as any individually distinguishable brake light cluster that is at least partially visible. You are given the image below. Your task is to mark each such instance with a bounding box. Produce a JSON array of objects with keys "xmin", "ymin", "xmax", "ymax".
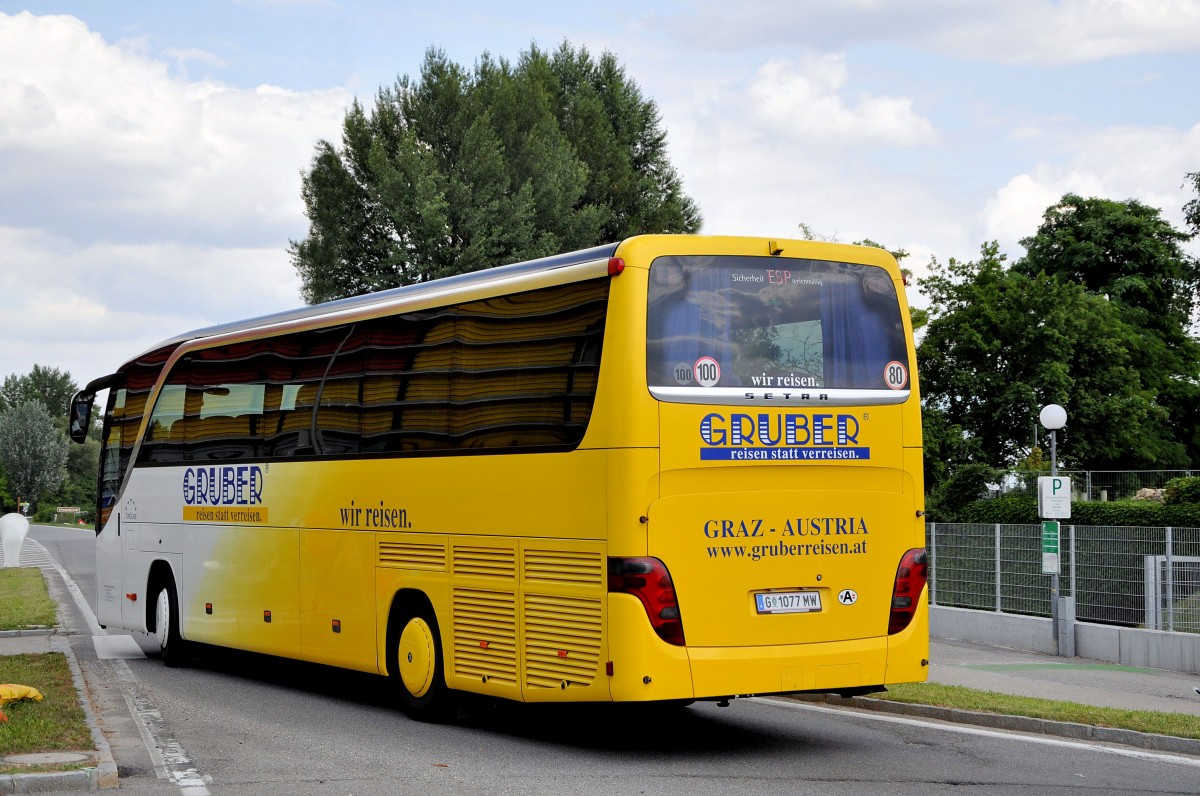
[
  {"xmin": 888, "ymin": 548, "xmax": 928, "ymax": 635},
  {"xmin": 608, "ymin": 557, "xmax": 685, "ymax": 645}
]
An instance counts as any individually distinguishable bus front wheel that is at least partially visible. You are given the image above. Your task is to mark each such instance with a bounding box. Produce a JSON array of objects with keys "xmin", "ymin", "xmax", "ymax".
[
  {"xmin": 153, "ymin": 579, "xmax": 186, "ymax": 668},
  {"xmin": 393, "ymin": 606, "xmax": 454, "ymax": 722}
]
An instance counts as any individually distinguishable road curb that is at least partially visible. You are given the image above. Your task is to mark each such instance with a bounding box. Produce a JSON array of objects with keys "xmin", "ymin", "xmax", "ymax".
[
  {"xmin": 0, "ymin": 629, "xmax": 54, "ymax": 638},
  {"xmin": 59, "ymin": 635, "xmax": 119, "ymax": 789},
  {"xmin": 789, "ymin": 694, "xmax": 1200, "ymax": 757}
]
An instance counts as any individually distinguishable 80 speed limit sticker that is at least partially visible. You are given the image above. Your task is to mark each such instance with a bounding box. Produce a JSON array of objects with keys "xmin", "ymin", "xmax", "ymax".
[{"xmin": 884, "ymin": 360, "xmax": 909, "ymax": 390}]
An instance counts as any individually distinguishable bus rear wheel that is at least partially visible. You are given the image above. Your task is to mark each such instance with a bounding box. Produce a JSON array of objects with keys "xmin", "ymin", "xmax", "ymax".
[
  {"xmin": 393, "ymin": 606, "xmax": 454, "ymax": 722},
  {"xmin": 153, "ymin": 579, "xmax": 187, "ymax": 668}
]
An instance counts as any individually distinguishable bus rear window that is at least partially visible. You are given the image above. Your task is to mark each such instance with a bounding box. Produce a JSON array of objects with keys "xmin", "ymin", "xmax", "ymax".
[{"xmin": 646, "ymin": 255, "xmax": 909, "ymax": 401}]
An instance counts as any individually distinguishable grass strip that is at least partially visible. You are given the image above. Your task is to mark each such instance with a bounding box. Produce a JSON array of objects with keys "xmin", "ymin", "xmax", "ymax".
[
  {"xmin": 0, "ymin": 652, "xmax": 94, "ymax": 770},
  {"xmin": 0, "ymin": 568, "xmax": 57, "ymax": 631},
  {"xmin": 880, "ymin": 682, "xmax": 1200, "ymax": 740}
]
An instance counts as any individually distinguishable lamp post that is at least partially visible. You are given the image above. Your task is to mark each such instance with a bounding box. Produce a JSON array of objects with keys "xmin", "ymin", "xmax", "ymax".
[{"xmin": 1039, "ymin": 403, "xmax": 1068, "ymax": 655}]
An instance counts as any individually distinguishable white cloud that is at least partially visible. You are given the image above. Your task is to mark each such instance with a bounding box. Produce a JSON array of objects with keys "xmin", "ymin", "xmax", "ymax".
[
  {"xmin": 0, "ymin": 226, "xmax": 303, "ymax": 382},
  {"xmin": 0, "ymin": 12, "xmax": 350, "ymax": 244},
  {"xmin": 653, "ymin": 49, "xmax": 952, "ymax": 278},
  {"xmin": 670, "ymin": 0, "xmax": 1200, "ymax": 64},
  {"xmin": 938, "ymin": 0, "xmax": 1200, "ymax": 64},
  {"xmin": 748, "ymin": 55, "xmax": 937, "ymax": 146},
  {"xmin": 0, "ymin": 11, "xmax": 349, "ymax": 383},
  {"xmin": 982, "ymin": 122, "xmax": 1200, "ymax": 254}
]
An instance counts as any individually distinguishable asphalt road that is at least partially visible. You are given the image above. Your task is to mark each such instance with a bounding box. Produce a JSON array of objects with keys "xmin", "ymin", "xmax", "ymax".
[{"xmin": 29, "ymin": 525, "xmax": 1200, "ymax": 795}]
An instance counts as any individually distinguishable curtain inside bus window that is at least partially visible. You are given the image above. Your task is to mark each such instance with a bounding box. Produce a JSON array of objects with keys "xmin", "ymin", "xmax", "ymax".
[{"xmin": 820, "ymin": 265, "xmax": 906, "ymax": 388}]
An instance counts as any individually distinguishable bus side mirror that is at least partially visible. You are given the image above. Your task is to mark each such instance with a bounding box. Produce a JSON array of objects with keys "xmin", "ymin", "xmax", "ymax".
[{"xmin": 69, "ymin": 391, "xmax": 94, "ymax": 444}]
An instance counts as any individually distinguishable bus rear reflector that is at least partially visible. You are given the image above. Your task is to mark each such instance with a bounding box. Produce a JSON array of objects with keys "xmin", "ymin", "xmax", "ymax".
[
  {"xmin": 608, "ymin": 557, "xmax": 685, "ymax": 645},
  {"xmin": 607, "ymin": 257, "xmax": 625, "ymax": 276},
  {"xmin": 888, "ymin": 548, "xmax": 928, "ymax": 635}
]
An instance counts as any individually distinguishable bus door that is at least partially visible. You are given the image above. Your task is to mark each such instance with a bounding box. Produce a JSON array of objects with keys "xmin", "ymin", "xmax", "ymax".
[{"xmin": 93, "ymin": 385, "xmax": 136, "ymax": 629}]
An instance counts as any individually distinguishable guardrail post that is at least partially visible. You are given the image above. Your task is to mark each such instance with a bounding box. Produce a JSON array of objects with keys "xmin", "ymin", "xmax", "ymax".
[
  {"xmin": 1166, "ymin": 526, "xmax": 1174, "ymax": 633},
  {"xmin": 1068, "ymin": 524, "xmax": 1076, "ymax": 598},
  {"xmin": 994, "ymin": 523, "xmax": 1002, "ymax": 613},
  {"xmin": 929, "ymin": 522, "xmax": 937, "ymax": 606},
  {"xmin": 1057, "ymin": 523, "xmax": 1076, "ymax": 658}
]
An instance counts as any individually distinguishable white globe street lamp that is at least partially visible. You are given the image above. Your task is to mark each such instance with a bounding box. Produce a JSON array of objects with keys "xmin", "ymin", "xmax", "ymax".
[
  {"xmin": 1039, "ymin": 403, "xmax": 1067, "ymax": 431},
  {"xmin": 1039, "ymin": 403, "xmax": 1067, "ymax": 476}
]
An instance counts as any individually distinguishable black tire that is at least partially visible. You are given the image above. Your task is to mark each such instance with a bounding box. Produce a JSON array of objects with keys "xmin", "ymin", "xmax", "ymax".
[
  {"xmin": 153, "ymin": 578, "xmax": 187, "ymax": 668},
  {"xmin": 392, "ymin": 604, "xmax": 454, "ymax": 722}
]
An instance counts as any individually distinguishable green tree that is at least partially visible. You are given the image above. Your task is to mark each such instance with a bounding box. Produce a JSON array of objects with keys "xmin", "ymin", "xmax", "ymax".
[
  {"xmin": 918, "ymin": 241, "xmax": 1175, "ymax": 483},
  {"xmin": 0, "ymin": 467, "xmax": 13, "ymax": 512},
  {"xmin": 0, "ymin": 364, "xmax": 78, "ymax": 417},
  {"xmin": 292, "ymin": 43, "xmax": 701, "ymax": 303},
  {"xmin": 1014, "ymin": 193, "xmax": 1200, "ymax": 466},
  {"xmin": 0, "ymin": 401, "xmax": 69, "ymax": 509},
  {"xmin": 38, "ymin": 434, "xmax": 100, "ymax": 519},
  {"xmin": 1014, "ymin": 194, "xmax": 1200, "ymax": 340}
]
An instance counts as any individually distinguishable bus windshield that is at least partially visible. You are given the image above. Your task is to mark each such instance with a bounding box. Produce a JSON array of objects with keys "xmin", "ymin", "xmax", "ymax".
[{"xmin": 646, "ymin": 255, "xmax": 909, "ymax": 398}]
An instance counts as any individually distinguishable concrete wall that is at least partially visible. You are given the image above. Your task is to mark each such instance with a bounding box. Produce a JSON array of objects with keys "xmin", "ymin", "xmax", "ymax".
[{"xmin": 931, "ymin": 605, "xmax": 1200, "ymax": 674}]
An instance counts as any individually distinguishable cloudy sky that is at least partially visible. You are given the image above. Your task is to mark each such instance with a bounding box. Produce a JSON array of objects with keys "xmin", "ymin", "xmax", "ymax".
[{"xmin": 2, "ymin": 1, "xmax": 1198, "ymax": 389}]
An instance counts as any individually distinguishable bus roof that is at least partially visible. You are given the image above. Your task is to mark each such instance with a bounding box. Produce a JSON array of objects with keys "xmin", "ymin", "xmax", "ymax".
[{"xmin": 120, "ymin": 241, "xmax": 621, "ymax": 373}]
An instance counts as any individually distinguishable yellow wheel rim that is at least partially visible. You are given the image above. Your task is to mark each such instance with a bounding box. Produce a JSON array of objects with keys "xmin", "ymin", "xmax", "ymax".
[{"xmin": 398, "ymin": 617, "xmax": 436, "ymax": 698}]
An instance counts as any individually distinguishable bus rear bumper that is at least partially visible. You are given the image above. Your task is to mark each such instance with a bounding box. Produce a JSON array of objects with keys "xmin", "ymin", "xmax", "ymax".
[{"xmin": 686, "ymin": 636, "xmax": 890, "ymax": 698}]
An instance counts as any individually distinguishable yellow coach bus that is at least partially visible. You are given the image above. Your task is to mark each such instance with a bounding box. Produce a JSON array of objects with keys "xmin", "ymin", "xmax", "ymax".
[{"xmin": 70, "ymin": 235, "xmax": 928, "ymax": 721}]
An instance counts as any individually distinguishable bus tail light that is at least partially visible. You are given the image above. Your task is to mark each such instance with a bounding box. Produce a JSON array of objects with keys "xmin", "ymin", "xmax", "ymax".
[
  {"xmin": 608, "ymin": 557, "xmax": 685, "ymax": 646},
  {"xmin": 607, "ymin": 257, "xmax": 625, "ymax": 276},
  {"xmin": 888, "ymin": 548, "xmax": 928, "ymax": 635}
]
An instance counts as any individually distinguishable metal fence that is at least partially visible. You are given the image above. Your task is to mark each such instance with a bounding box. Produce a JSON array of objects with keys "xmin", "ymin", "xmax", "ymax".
[
  {"xmin": 929, "ymin": 523, "xmax": 1200, "ymax": 634},
  {"xmin": 1001, "ymin": 470, "xmax": 1198, "ymax": 502}
]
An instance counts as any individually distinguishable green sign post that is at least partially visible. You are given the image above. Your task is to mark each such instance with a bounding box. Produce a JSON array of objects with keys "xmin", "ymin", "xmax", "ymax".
[{"xmin": 1041, "ymin": 520, "xmax": 1060, "ymax": 575}]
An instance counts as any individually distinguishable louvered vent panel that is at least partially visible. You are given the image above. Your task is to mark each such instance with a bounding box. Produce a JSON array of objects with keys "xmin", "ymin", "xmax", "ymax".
[
  {"xmin": 453, "ymin": 545, "xmax": 516, "ymax": 579},
  {"xmin": 378, "ymin": 541, "xmax": 446, "ymax": 570},
  {"xmin": 523, "ymin": 593, "xmax": 602, "ymax": 689},
  {"xmin": 523, "ymin": 549, "xmax": 603, "ymax": 587},
  {"xmin": 452, "ymin": 588, "xmax": 517, "ymax": 686}
]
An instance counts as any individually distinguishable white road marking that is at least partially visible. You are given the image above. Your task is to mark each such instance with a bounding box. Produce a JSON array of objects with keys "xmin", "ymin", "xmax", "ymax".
[
  {"xmin": 93, "ymin": 634, "xmax": 148, "ymax": 659},
  {"xmin": 34, "ymin": 539, "xmax": 212, "ymax": 795},
  {"xmin": 757, "ymin": 697, "xmax": 1200, "ymax": 769}
]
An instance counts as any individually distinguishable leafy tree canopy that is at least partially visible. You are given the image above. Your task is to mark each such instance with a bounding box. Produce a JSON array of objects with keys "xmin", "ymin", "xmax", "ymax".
[
  {"xmin": 1015, "ymin": 193, "xmax": 1200, "ymax": 466},
  {"xmin": 1, "ymin": 364, "xmax": 78, "ymax": 418},
  {"xmin": 292, "ymin": 42, "xmax": 701, "ymax": 303},
  {"xmin": 918, "ymin": 240, "xmax": 1188, "ymax": 474},
  {"xmin": 1014, "ymin": 193, "xmax": 1200, "ymax": 342},
  {"xmin": 0, "ymin": 401, "xmax": 69, "ymax": 505}
]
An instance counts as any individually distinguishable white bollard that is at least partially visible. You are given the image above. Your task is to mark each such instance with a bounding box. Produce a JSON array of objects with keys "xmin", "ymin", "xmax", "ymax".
[{"xmin": 0, "ymin": 512, "xmax": 31, "ymax": 567}]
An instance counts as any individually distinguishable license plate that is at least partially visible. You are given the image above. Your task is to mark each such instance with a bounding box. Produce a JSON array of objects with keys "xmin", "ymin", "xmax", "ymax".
[{"xmin": 755, "ymin": 590, "xmax": 822, "ymax": 614}]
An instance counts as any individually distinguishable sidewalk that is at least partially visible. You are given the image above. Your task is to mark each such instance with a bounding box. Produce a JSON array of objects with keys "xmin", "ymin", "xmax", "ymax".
[
  {"xmin": 929, "ymin": 636, "xmax": 1200, "ymax": 718},
  {"xmin": 0, "ymin": 540, "xmax": 119, "ymax": 792}
]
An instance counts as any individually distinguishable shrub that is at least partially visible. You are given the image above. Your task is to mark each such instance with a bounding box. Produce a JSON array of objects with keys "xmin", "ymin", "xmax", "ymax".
[
  {"xmin": 1164, "ymin": 476, "xmax": 1200, "ymax": 505},
  {"xmin": 928, "ymin": 463, "xmax": 1003, "ymax": 521},
  {"xmin": 943, "ymin": 496, "xmax": 1200, "ymax": 527},
  {"xmin": 953, "ymin": 495, "xmax": 1038, "ymax": 524}
]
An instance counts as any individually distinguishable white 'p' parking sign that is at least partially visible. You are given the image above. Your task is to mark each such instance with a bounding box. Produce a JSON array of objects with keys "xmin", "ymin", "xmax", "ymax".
[{"xmin": 1037, "ymin": 476, "xmax": 1071, "ymax": 519}]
